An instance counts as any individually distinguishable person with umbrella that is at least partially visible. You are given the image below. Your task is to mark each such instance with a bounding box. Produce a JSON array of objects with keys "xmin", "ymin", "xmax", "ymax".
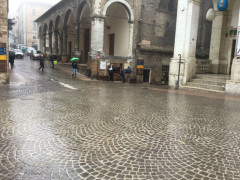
[{"xmin": 70, "ymin": 58, "xmax": 79, "ymax": 78}]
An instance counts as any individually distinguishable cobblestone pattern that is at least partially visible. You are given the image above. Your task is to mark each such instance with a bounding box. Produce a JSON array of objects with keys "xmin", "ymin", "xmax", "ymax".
[{"xmin": 0, "ymin": 58, "xmax": 240, "ymax": 180}]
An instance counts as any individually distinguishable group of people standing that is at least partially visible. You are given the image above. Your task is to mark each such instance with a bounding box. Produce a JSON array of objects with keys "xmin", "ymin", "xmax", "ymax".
[
  {"xmin": 108, "ymin": 64, "xmax": 132, "ymax": 83},
  {"xmin": 39, "ymin": 54, "xmax": 58, "ymax": 72}
]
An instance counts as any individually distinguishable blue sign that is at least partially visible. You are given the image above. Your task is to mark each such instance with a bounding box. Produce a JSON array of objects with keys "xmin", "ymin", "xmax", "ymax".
[
  {"xmin": 217, "ymin": 0, "xmax": 228, "ymax": 11},
  {"xmin": 0, "ymin": 48, "xmax": 6, "ymax": 55}
]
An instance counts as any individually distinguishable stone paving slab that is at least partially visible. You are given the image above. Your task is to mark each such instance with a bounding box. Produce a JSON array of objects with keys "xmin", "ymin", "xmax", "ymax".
[{"xmin": 0, "ymin": 57, "xmax": 240, "ymax": 179}]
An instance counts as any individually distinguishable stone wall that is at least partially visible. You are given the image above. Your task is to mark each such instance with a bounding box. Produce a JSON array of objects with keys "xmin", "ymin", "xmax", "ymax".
[
  {"xmin": 137, "ymin": 0, "xmax": 177, "ymax": 85},
  {"xmin": 0, "ymin": 0, "xmax": 9, "ymax": 84}
]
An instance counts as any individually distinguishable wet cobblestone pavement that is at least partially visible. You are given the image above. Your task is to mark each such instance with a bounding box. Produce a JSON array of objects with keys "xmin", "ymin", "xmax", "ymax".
[{"xmin": 0, "ymin": 57, "xmax": 240, "ymax": 180}]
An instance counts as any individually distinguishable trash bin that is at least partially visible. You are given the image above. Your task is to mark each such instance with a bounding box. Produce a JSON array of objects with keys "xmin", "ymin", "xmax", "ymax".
[{"xmin": 86, "ymin": 68, "xmax": 91, "ymax": 77}]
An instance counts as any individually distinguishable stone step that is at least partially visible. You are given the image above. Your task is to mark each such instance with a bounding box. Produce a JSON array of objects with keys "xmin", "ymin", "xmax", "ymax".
[
  {"xmin": 185, "ymin": 82, "xmax": 225, "ymax": 91},
  {"xmin": 181, "ymin": 85, "xmax": 225, "ymax": 93},
  {"xmin": 190, "ymin": 79, "xmax": 226, "ymax": 86},
  {"xmin": 194, "ymin": 74, "xmax": 231, "ymax": 80}
]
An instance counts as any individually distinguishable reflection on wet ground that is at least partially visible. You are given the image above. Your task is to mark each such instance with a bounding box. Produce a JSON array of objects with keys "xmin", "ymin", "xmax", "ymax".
[{"xmin": 0, "ymin": 57, "xmax": 240, "ymax": 179}]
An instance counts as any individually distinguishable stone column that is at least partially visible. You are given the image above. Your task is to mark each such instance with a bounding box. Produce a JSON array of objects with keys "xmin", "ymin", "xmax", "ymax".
[
  {"xmin": 62, "ymin": 26, "xmax": 68, "ymax": 56},
  {"xmin": 59, "ymin": 30, "xmax": 63, "ymax": 55},
  {"xmin": 49, "ymin": 31, "xmax": 53, "ymax": 55},
  {"xmin": 128, "ymin": 21, "xmax": 134, "ymax": 57},
  {"xmin": 43, "ymin": 33, "xmax": 46, "ymax": 54},
  {"xmin": 54, "ymin": 30, "xmax": 59, "ymax": 55},
  {"xmin": 209, "ymin": 11, "xmax": 224, "ymax": 74},
  {"xmin": 39, "ymin": 35, "xmax": 43, "ymax": 53},
  {"xmin": 74, "ymin": 23, "xmax": 80, "ymax": 57},
  {"xmin": 169, "ymin": 0, "xmax": 201, "ymax": 87},
  {"xmin": 90, "ymin": 15, "xmax": 105, "ymax": 77},
  {"xmin": 91, "ymin": 16, "xmax": 104, "ymax": 53}
]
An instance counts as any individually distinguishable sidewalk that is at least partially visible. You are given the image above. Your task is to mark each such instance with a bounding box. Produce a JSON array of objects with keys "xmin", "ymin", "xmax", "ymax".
[{"xmin": 54, "ymin": 61, "xmax": 240, "ymax": 101}]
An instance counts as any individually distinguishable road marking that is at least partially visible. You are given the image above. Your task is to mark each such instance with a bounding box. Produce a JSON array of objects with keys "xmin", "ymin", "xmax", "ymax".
[{"xmin": 51, "ymin": 79, "xmax": 78, "ymax": 90}]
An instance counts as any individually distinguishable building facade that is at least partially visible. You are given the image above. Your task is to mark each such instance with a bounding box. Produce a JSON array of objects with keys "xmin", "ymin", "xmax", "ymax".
[
  {"xmin": 0, "ymin": 0, "xmax": 9, "ymax": 84},
  {"xmin": 169, "ymin": 0, "xmax": 240, "ymax": 94},
  {"xmin": 35, "ymin": 0, "xmax": 240, "ymax": 94},
  {"xmin": 16, "ymin": 0, "xmax": 57, "ymax": 49}
]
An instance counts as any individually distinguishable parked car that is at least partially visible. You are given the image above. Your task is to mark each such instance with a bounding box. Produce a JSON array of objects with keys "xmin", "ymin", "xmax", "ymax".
[
  {"xmin": 14, "ymin": 49, "xmax": 24, "ymax": 59},
  {"xmin": 26, "ymin": 47, "xmax": 35, "ymax": 56},
  {"xmin": 30, "ymin": 50, "xmax": 42, "ymax": 60}
]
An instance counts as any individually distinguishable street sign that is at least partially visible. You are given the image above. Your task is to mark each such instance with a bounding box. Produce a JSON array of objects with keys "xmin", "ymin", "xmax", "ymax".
[
  {"xmin": 0, "ymin": 55, "xmax": 7, "ymax": 60},
  {"xmin": 97, "ymin": 55, "xmax": 100, "ymax": 60},
  {"xmin": 0, "ymin": 48, "xmax": 6, "ymax": 55}
]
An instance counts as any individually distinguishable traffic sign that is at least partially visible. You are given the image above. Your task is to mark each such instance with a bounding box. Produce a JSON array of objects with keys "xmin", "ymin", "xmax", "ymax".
[{"xmin": 97, "ymin": 55, "xmax": 100, "ymax": 60}]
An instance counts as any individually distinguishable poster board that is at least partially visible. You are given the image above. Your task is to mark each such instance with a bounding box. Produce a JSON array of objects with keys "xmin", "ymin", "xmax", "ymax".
[{"xmin": 100, "ymin": 61, "xmax": 106, "ymax": 70}]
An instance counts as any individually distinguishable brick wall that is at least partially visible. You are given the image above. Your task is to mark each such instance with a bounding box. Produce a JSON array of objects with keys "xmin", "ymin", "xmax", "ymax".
[{"xmin": 0, "ymin": 0, "xmax": 9, "ymax": 84}]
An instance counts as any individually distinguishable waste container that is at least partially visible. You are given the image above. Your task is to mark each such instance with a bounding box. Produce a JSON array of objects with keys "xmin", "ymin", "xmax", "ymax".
[{"xmin": 86, "ymin": 68, "xmax": 91, "ymax": 77}]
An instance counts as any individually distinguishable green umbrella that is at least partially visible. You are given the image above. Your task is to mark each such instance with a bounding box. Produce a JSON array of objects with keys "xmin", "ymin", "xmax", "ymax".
[{"xmin": 70, "ymin": 57, "xmax": 79, "ymax": 61}]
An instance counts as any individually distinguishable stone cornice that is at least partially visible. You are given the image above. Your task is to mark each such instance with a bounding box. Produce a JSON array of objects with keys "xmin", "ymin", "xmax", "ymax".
[
  {"xmin": 188, "ymin": 0, "xmax": 201, "ymax": 6},
  {"xmin": 90, "ymin": 14, "xmax": 105, "ymax": 20}
]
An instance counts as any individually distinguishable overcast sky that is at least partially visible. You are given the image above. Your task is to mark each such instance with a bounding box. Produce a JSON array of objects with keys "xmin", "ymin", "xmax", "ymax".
[{"xmin": 9, "ymin": 0, "xmax": 61, "ymax": 16}]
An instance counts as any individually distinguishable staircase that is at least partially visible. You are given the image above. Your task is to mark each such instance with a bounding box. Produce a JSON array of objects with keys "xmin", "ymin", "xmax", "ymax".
[{"xmin": 182, "ymin": 74, "xmax": 231, "ymax": 93}]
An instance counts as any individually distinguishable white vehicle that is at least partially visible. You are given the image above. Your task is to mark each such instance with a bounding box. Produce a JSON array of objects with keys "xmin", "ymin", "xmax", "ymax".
[
  {"xmin": 14, "ymin": 49, "xmax": 24, "ymax": 59},
  {"xmin": 26, "ymin": 47, "xmax": 35, "ymax": 56}
]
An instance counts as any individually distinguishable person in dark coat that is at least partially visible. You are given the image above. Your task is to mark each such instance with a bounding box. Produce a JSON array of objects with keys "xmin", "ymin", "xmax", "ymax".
[
  {"xmin": 120, "ymin": 69, "xmax": 125, "ymax": 82},
  {"xmin": 108, "ymin": 64, "xmax": 114, "ymax": 81},
  {"xmin": 39, "ymin": 54, "xmax": 44, "ymax": 72},
  {"xmin": 72, "ymin": 61, "xmax": 78, "ymax": 78},
  {"xmin": 125, "ymin": 66, "xmax": 132, "ymax": 83},
  {"xmin": 9, "ymin": 51, "xmax": 15, "ymax": 69},
  {"xmin": 50, "ymin": 55, "xmax": 57, "ymax": 69}
]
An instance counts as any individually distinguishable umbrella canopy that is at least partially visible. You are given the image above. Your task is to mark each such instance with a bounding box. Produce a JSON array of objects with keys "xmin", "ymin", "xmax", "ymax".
[{"xmin": 70, "ymin": 57, "xmax": 79, "ymax": 61}]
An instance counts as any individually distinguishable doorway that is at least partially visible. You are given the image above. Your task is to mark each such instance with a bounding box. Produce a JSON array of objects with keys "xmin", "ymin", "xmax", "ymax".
[
  {"xmin": 109, "ymin": 34, "xmax": 115, "ymax": 56},
  {"xmin": 161, "ymin": 66, "xmax": 169, "ymax": 85},
  {"xmin": 229, "ymin": 39, "xmax": 236, "ymax": 75},
  {"xmin": 143, "ymin": 69, "xmax": 150, "ymax": 83}
]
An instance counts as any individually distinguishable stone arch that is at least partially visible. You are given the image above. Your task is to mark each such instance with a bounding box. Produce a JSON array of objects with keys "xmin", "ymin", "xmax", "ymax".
[
  {"xmin": 63, "ymin": 9, "xmax": 76, "ymax": 58},
  {"xmin": 103, "ymin": 1, "xmax": 134, "ymax": 56},
  {"xmin": 49, "ymin": 20, "xmax": 54, "ymax": 32},
  {"xmin": 64, "ymin": 9, "xmax": 75, "ymax": 26},
  {"xmin": 55, "ymin": 15, "xmax": 62, "ymax": 30},
  {"xmin": 43, "ymin": 23, "xmax": 48, "ymax": 34},
  {"xmin": 102, "ymin": 0, "xmax": 134, "ymax": 22},
  {"xmin": 76, "ymin": 1, "xmax": 92, "ymax": 63},
  {"xmin": 76, "ymin": 0, "xmax": 92, "ymax": 23},
  {"xmin": 54, "ymin": 15, "xmax": 63, "ymax": 55},
  {"xmin": 38, "ymin": 25, "xmax": 43, "ymax": 37}
]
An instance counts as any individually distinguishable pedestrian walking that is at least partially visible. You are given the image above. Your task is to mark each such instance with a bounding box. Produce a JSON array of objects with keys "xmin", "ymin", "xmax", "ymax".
[
  {"xmin": 125, "ymin": 66, "xmax": 132, "ymax": 83},
  {"xmin": 9, "ymin": 50, "xmax": 15, "ymax": 69},
  {"xmin": 120, "ymin": 69, "xmax": 125, "ymax": 82},
  {"xmin": 72, "ymin": 61, "xmax": 78, "ymax": 78},
  {"xmin": 108, "ymin": 64, "xmax": 114, "ymax": 81},
  {"xmin": 50, "ymin": 54, "xmax": 57, "ymax": 69},
  {"xmin": 39, "ymin": 54, "xmax": 44, "ymax": 72}
]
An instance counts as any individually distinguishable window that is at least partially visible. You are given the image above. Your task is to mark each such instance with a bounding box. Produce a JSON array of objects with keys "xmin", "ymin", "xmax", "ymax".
[
  {"xmin": 33, "ymin": 36, "xmax": 37, "ymax": 40},
  {"xmin": 32, "ymin": 22, "xmax": 37, "ymax": 31},
  {"xmin": 32, "ymin": 9, "xmax": 37, "ymax": 16}
]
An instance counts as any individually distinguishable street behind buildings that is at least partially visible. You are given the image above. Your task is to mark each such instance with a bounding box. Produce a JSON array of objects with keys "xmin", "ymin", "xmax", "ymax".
[{"xmin": 0, "ymin": 56, "xmax": 240, "ymax": 180}]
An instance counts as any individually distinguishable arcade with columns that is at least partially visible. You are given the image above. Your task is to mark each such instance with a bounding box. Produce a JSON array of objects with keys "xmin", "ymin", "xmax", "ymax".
[
  {"xmin": 169, "ymin": 0, "xmax": 240, "ymax": 93},
  {"xmin": 35, "ymin": 0, "xmax": 139, "ymax": 79}
]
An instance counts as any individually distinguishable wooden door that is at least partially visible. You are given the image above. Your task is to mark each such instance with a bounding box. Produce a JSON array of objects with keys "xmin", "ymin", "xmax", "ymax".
[
  {"xmin": 143, "ymin": 69, "xmax": 150, "ymax": 82},
  {"xmin": 161, "ymin": 66, "xmax": 169, "ymax": 85}
]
